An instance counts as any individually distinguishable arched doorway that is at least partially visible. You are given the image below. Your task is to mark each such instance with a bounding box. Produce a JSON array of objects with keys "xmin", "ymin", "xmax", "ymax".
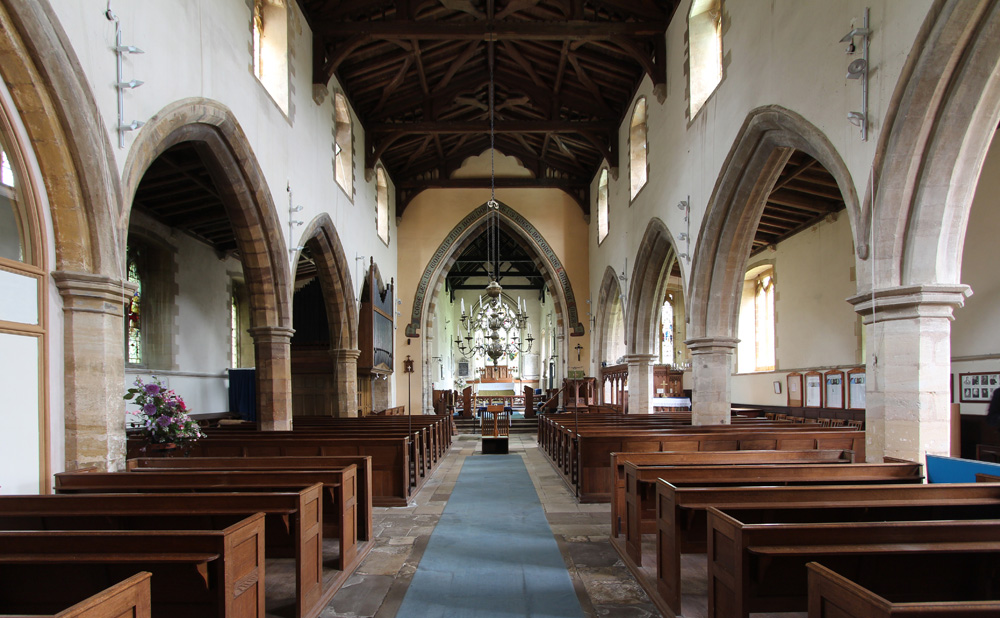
[{"xmin": 122, "ymin": 99, "xmax": 293, "ymax": 430}]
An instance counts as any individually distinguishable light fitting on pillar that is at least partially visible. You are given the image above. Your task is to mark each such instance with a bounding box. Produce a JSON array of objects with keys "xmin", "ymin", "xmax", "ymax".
[
  {"xmin": 677, "ymin": 197, "xmax": 691, "ymax": 262},
  {"xmin": 106, "ymin": 7, "xmax": 145, "ymax": 149},
  {"xmin": 452, "ymin": 39, "xmax": 532, "ymax": 366},
  {"xmin": 840, "ymin": 8, "xmax": 871, "ymax": 141}
]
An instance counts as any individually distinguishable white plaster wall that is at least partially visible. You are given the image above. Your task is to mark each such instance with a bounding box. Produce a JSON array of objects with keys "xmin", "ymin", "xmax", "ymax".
[
  {"xmin": 50, "ymin": 0, "xmax": 398, "ymax": 408},
  {"xmin": 952, "ymin": 128, "xmax": 1000, "ymax": 415},
  {"xmin": 589, "ymin": 1, "xmax": 933, "ymax": 353}
]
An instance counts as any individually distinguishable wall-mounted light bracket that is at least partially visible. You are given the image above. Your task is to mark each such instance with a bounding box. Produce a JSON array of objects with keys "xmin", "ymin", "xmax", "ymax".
[{"xmin": 841, "ymin": 8, "xmax": 870, "ymax": 141}]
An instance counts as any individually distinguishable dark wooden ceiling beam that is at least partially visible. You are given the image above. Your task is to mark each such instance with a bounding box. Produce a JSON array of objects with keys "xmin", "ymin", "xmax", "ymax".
[
  {"xmin": 369, "ymin": 119, "xmax": 617, "ymax": 134},
  {"xmin": 766, "ymin": 192, "xmax": 837, "ymax": 213},
  {"xmin": 435, "ymin": 40, "xmax": 480, "ymax": 90},
  {"xmin": 313, "ymin": 20, "xmax": 668, "ymax": 39}
]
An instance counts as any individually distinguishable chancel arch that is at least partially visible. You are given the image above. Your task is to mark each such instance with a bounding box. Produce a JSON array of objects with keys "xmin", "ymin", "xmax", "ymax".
[
  {"xmin": 406, "ymin": 200, "xmax": 585, "ymax": 412},
  {"xmin": 122, "ymin": 98, "xmax": 293, "ymax": 431}
]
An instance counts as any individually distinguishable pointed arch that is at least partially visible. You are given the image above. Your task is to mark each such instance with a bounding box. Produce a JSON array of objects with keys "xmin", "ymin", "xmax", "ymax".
[
  {"xmin": 595, "ymin": 265, "xmax": 625, "ymax": 364},
  {"xmin": 122, "ymin": 98, "xmax": 292, "ymax": 331},
  {"xmin": 297, "ymin": 213, "xmax": 358, "ymax": 351},
  {"xmin": 626, "ymin": 217, "xmax": 687, "ymax": 355},
  {"xmin": 688, "ymin": 106, "xmax": 859, "ymax": 343}
]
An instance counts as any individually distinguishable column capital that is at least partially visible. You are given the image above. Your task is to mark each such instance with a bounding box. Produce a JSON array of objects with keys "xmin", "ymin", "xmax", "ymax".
[
  {"xmin": 625, "ymin": 353, "xmax": 657, "ymax": 364},
  {"xmin": 52, "ymin": 270, "xmax": 136, "ymax": 316},
  {"xmin": 247, "ymin": 325, "xmax": 296, "ymax": 343},
  {"xmin": 331, "ymin": 347, "xmax": 361, "ymax": 362},
  {"xmin": 847, "ymin": 284, "xmax": 971, "ymax": 324},
  {"xmin": 684, "ymin": 337, "xmax": 739, "ymax": 354}
]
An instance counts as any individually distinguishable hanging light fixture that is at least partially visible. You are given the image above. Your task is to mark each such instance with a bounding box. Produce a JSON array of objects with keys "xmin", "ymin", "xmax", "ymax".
[{"xmin": 453, "ymin": 33, "xmax": 532, "ymax": 366}]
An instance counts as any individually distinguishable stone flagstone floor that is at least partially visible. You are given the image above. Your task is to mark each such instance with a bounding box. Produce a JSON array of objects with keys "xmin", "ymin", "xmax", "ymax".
[{"xmin": 321, "ymin": 433, "xmax": 659, "ymax": 618}]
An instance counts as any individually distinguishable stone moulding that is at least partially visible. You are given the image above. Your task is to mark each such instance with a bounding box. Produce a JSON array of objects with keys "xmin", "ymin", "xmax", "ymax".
[{"xmin": 405, "ymin": 201, "xmax": 585, "ymax": 339}]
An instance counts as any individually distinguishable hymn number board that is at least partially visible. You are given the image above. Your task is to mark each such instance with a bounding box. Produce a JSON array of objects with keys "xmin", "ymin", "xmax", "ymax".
[{"xmin": 959, "ymin": 372, "xmax": 1000, "ymax": 403}]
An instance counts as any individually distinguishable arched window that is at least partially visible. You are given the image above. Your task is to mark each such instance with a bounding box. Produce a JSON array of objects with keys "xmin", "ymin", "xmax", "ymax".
[
  {"xmin": 737, "ymin": 266, "xmax": 775, "ymax": 372},
  {"xmin": 334, "ymin": 93, "xmax": 353, "ymax": 198},
  {"xmin": 125, "ymin": 245, "xmax": 144, "ymax": 365},
  {"xmin": 469, "ymin": 297, "xmax": 524, "ymax": 373},
  {"xmin": 251, "ymin": 0, "xmax": 289, "ymax": 114},
  {"xmin": 688, "ymin": 0, "xmax": 723, "ymax": 119},
  {"xmin": 0, "ymin": 144, "xmax": 32, "ymax": 263},
  {"xmin": 629, "ymin": 98, "xmax": 648, "ymax": 200},
  {"xmin": 659, "ymin": 294, "xmax": 675, "ymax": 365},
  {"xmin": 376, "ymin": 166, "xmax": 389, "ymax": 245},
  {"xmin": 597, "ymin": 168, "xmax": 609, "ymax": 244}
]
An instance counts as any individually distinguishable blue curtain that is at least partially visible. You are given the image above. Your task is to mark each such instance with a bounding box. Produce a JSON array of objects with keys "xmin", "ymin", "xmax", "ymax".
[{"xmin": 228, "ymin": 368, "xmax": 256, "ymax": 422}]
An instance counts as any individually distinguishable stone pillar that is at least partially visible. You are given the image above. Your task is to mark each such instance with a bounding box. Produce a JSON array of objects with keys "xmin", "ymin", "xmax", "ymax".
[
  {"xmin": 53, "ymin": 271, "xmax": 134, "ymax": 472},
  {"xmin": 626, "ymin": 354, "xmax": 656, "ymax": 415},
  {"xmin": 248, "ymin": 325, "xmax": 295, "ymax": 431},
  {"xmin": 848, "ymin": 285, "xmax": 970, "ymax": 463},
  {"xmin": 331, "ymin": 348, "xmax": 360, "ymax": 417},
  {"xmin": 686, "ymin": 337, "xmax": 739, "ymax": 425}
]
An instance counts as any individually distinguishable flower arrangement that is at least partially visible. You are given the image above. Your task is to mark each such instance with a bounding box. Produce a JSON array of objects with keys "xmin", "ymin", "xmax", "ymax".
[{"xmin": 124, "ymin": 376, "xmax": 206, "ymax": 445}]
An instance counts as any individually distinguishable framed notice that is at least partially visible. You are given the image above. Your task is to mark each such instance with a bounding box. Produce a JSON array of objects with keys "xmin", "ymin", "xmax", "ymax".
[
  {"xmin": 804, "ymin": 371, "xmax": 823, "ymax": 408},
  {"xmin": 786, "ymin": 372, "xmax": 803, "ymax": 407},
  {"xmin": 959, "ymin": 371, "xmax": 1000, "ymax": 403},
  {"xmin": 847, "ymin": 368, "xmax": 866, "ymax": 410},
  {"xmin": 824, "ymin": 370, "xmax": 845, "ymax": 409}
]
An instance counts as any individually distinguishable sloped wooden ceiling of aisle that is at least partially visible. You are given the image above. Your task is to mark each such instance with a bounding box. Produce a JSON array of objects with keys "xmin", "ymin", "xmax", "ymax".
[{"xmin": 304, "ymin": 0, "xmax": 681, "ymax": 216}]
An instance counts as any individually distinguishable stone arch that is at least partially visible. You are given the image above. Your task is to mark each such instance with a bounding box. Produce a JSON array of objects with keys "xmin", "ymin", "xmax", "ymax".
[
  {"xmin": 857, "ymin": 0, "xmax": 1000, "ymax": 289},
  {"xmin": 0, "ymin": 0, "xmax": 130, "ymax": 471},
  {"xmin": 626, "ymin": 217, "xmax": 686, "ymax": 356},
  {"xmin": 122, "ymin": 98, "xmax": 294, "ymax": 429},
  {"xmin": 594, "ymin": 266, "xmax": 625, "ymax": 365},
  {"xmin": 688, "ymin": 105, "xmax": 859, "ymax": 343},
  {"xmin": 295, "ymin": 213, "xmax": 359, "ymax": 417},
  {"xmin": 406, "ymin": 201, "xmax": 585, "ymax": 411}
]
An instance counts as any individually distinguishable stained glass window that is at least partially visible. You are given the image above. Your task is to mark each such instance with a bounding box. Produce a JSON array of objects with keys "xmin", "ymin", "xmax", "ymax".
[
  {"xmin": 660, "ymin": 295, "xmax": 674, "ymax": 365},
  {"xmin": 126, "ymin": 247, "xmax": 143, "ymax": 364},
  {"xmin": 231, "ymin": 292, "xmax": 240, "ymax": 367}
]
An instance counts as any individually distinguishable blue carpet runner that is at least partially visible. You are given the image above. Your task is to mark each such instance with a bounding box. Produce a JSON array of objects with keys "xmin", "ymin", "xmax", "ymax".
[{"xmin": 395, "ymin": 455, "xmax": 585, "ymax": 618}]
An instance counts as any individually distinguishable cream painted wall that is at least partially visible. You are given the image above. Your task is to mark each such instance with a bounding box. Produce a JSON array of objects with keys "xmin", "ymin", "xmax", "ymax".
[
  {"xmin": 731, "ymin": 214, "xmax": 860, "ymax": 405},
  {"xmin": 394, "ymin": 187, "xmax": 589, "ymax": 408},
  {"xmin": 49, "ymin": 0, "xmax": 397, "ymax": 411},
  {"xmin": 952, "ymin": 129, "xmax": 1000, "ymax": 416},
  {"xmin": 589, "ymin": 1, "xmax": 932, "ymax": 364}
]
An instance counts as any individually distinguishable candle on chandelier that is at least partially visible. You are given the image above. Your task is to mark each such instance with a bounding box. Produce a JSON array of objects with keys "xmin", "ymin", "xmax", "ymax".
[{"xmin": 461, "ymin": 297, "xmax": 465, "ymax": 313}]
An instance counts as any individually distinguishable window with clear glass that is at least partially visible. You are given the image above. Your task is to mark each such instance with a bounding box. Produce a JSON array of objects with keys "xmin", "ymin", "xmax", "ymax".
[
  {"xmin": 754, "ymin": 270, "xmax": 775, "ymax": 371},
  {"xmin": 334, "ymin": 93, "xmax": 353, "ymax": 198},
  {"xmin": 629, "ymin": 98, "xmax": 648, "ymax": 200},
  {"xmin": 597, "ymin": 168, "xmax": 609, "ymax": 243},
  {"xmin": 469, "ymin": 298, "xmax": 524, "ymax": 373},
  {"xmin": 251, "ymin": 0, "xmax": 289, "ymax": 114},
  {"xmin": 688, "ymin": 0, "xmax": 723, "ymax": 118},
  {"xmin": 376, "ymin": 166, "xmax": 389, "ymax": 245},
  {"xmin": 0, "ymin": 143, "xmax": 29, "ymax": 263}
]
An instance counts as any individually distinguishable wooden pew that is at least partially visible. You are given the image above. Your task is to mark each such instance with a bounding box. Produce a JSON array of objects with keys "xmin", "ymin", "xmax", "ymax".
[
  {"xmin": 0, "ymin": 512, "xmax": 266, "ymax": 618},
  {"xmin": 575, "ymin": 427, "xmax": 866, "ymax": 501},
  {"xmin": 646, "ymin": 481, "xmax": 1000, "ymax": 618},
  {"xmin": 127, "ymin": 455, "xmax": 373, "ymax": 542},
  {"xmin": 54, "ymin": 467, "xmax": 360, "ymax": 572},
  {"xmin": 622, "ymin": 458, "xmax": 923, "ymax": 566},
  {"xmin": 807, "ymin": 561, "xmax": 1000, "ymax": 618},
  {"xmin": 177, "ymin": 436, "xmax": 411, "ymax": 505},
  {"xmin": 608, "ymin": 449, "xmax": 856, "ymax": 537},
  {"xmin": 706, "ymin": 503, "xmax": 1000, "ymax": 618},
  {"xmin": 0, "ymin": 488, "xmax": 331, "ymax": 618},
  {"xmin": 0, "ymin": 571, "xmax": 151, "ymax": 618}
]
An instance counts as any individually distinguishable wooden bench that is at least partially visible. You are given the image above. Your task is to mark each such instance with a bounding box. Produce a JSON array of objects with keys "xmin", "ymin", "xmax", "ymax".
[
  {"xmin": 127, "ymin": 455, "xmax": 373, "ymax": 542},
  {"xmin": 0, "ymin": 571, "xmax": 151, "ymax": 618},
  {"xmin": 0, "ymin": 512, "xmax": 265, "ymax": 618},
  {"xmin": 0, "ymin": 487, "xmax": 331, "ymax": 618},
  {"xmin": 608, "ymin": 449, "xmax": 857, "ymax": 537},
  {"xmin": 807, "ymin": 561, "xmax": 1000, "ymax": 617},
  {"xmin": 54, "ymin": 467, "xmax": 361, "ymax": 572},
  {"xmin": 707, "ymin": 503, "xmax": 1000, "ymax": 618},
  {"xmin": 645, "ymin": 481, "xmax": 1000, "ymax": 617},
  {"xmin": 176, "ymin": 436, "xmax": 412, "ymax": 505}
]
